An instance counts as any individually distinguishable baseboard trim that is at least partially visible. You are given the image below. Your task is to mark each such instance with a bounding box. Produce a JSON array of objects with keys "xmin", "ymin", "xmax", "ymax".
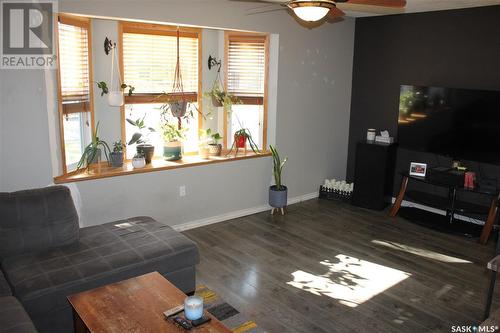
[{"xmin": 173, "ymin": 191, "xmax": 319, "ymax": 232}]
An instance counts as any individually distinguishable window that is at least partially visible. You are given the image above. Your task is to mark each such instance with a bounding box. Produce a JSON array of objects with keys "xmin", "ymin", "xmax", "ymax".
[
  {"xmin": 120, "ymin": 22, "xmax": 201, "ymax": 159},
  {"xmin": 56, "ymin": 15, "xmax": 94, "ymax": 173},
  {"xmin": 225, "ymin": 33, "xmax": 268, "ymax": 150}
]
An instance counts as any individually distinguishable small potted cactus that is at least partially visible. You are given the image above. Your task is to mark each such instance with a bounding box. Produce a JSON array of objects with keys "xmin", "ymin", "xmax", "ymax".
[
  {"xmin": 109, "ymin": 140, "xmax": 125, "ymax": 167},
  {"xmin": 132, "ymin": 151, "xmax": 146, "ymax": 169}
]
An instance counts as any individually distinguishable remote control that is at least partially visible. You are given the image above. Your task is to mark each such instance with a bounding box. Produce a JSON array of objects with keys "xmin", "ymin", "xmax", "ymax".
[
  {"xmin": 163, "ymin": 305, "xmax": 184, "ymax": 318},
  {"xmin": 191, "ymin": 316, "xmax": 211, "ymax": 327},
  {"xmin": 173, "ymin": 316, "xmax": 192, "ymax": 330}
]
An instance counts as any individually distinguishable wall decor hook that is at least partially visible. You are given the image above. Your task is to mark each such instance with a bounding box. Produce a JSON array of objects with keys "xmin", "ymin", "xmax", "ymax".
[
  {"xmin": 208, "ymin": 55, "xmax": 222, "ymax": 72},
  {"xmin": 104, "ymin": 37, "xmax": 116, "ymax": 55}
]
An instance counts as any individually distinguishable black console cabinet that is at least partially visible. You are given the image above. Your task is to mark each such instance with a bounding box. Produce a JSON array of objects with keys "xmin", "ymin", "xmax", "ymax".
[{"xmin": 351, "ymin": 141, "xmax": 397, "ymax": 210}]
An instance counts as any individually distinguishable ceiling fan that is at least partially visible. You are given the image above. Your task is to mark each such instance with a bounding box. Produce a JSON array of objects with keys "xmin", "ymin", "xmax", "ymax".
[{"xmin": 231, "ymin": 0, "xmax": 406, "ymax": 22}]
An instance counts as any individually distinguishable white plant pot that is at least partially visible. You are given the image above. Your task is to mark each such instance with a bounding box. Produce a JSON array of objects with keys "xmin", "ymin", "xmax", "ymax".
[
  {"xmin": 164, "ymin": 141, "xmax": 183, "ymax": 161},
  {"xmin": 199, "ymin": 145, "xmax": 210, "ymax": 159},
  {"xmin": 132, "ymin": 157, "xmax": 146, "ymax": 169},
  {"xmin": 108, "ymin": 91, "xmax": 124, "ymax": 107}
]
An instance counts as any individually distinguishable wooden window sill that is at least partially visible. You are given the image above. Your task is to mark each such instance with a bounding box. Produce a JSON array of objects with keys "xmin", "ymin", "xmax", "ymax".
[{"xmin": 54, "ymin": 150, "xmax": 271, "ymax": 184}]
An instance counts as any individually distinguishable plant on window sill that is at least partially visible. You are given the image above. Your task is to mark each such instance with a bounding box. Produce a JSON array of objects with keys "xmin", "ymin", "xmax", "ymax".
[
  {"xmin": 227, "ymin": 128, "xmax": 260, "ymax": 156},
  {"xmin": 126, "ymin": 114, "xmax": 156, "ymax": 164},
  {"xmin": 109, "ymin": 140, "xmax": 125, "ymax": 168},
  {"xmin": 199, "ymin": 128, "xmax": 223, "ymax": 158},
  {"xmin": 76, "ymin": 122, "xmax": 111, "ymax": 172},
  {"xmin": 162, "ymin": 122, "xmax": 187, "ymax": 161}
]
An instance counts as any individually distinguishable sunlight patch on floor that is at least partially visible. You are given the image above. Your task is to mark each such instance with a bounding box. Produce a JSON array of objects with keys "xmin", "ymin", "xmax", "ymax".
[
  {"xmin": 371, "ymin": 240, "xmax": 472, "ymax": 264},
  {"xmin": 287, "ymin": 254, "xmax": 410, "ymax": 307}
]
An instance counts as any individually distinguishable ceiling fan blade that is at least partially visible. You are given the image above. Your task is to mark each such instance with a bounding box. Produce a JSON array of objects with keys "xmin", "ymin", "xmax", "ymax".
[
  {"xmin": 229, "ymin": 0, "xmax": 287, "ymax": 3},
  {"xmin": 327, "ymin": 7, "xmax": 345, "ymax": 19},
  {"xmin": 344, "ymin": 0, "xmax": 406, "ymax": 7},
  {"xmin": 246, "ymin": 7, "xmax": 288, "ymax": 15},
  {"xmin": 336, "ymin": 2, "xmax": 405, "ymax": 14}
]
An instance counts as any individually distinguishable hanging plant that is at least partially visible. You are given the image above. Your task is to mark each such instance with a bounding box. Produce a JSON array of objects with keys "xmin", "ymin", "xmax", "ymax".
[
  {"xmin": 203, "ymin": 56, "xmax": 241, "ymax": 118},
  {"xmin": 160, "ymin": 28, "xmax": 190, "ymax": 129},
  {"xmin": 95, "ymin": 81, "xmax": 135, "ymax": 97}
]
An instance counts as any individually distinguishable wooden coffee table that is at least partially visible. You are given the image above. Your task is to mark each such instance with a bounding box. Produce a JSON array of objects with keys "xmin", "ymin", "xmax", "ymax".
[{"xmin": 68, "ymin": 272, "xmax": 232, "ymax": 333}]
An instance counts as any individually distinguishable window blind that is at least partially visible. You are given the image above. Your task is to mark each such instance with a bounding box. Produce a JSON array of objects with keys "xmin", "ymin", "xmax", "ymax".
[
  {"xmin": 227, "ymin": 36, "xmax": 266, "ymax": 98},
  {"xmin": 58, "ymin": 21, "xmax": 90, "ymax": 114},
  {"xmin": 123, "ymin": 32, "xmax": 199, "ymax": 95}
]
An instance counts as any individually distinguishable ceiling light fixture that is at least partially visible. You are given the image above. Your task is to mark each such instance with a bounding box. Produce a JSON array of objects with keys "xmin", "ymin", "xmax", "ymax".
[{"xmin": 287, "ymin": 1, "xmax": 336, "ymax": 22}]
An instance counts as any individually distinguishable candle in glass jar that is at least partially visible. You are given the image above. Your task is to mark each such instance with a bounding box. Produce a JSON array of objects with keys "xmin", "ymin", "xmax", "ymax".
[
  {"xmin": 184, "ymin": 296, "xmax": 203, "ymax": 320},
  {"xmin": 367, "ymin": 129, "xmax": 376, "ymax": 142}
]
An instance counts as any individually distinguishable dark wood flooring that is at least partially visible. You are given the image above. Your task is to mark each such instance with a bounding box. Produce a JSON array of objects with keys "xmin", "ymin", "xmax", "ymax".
[{"xmin": 184, "ymin": 199, "xmax": 499, "ymax": 332}]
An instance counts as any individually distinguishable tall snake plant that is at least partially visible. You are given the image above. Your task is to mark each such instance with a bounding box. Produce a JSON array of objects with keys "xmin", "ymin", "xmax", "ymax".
[{"xmin": 270, "ymin": 145, "xmax": 287, "ymax": 190}]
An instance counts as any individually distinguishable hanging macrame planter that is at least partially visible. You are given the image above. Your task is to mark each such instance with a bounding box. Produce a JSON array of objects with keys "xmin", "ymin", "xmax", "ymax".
[
  {"xmin": 108, "ymin": 44, "xmax": 124, "ymax": 107},
  {"xmin": 168, "ymin": 28, "xmax": 188, "ymax": 126},
  {"xmin": 210, "ymin": 59, "xmax": 224, "ymax": 108}
]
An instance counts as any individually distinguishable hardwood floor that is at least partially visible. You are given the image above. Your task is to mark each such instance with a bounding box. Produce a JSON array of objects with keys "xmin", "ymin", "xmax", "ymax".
[{"xmin": 184, "ymin": 199, "xmax": 499, "ymax": 333}]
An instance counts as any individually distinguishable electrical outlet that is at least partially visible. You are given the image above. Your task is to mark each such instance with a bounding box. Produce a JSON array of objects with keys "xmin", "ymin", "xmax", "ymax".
[{"xmin": 179, "ymin": 186, "xmax": 186, "ymax": 197}]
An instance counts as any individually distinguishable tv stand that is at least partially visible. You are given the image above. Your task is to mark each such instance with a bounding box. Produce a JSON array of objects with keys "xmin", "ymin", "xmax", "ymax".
[{"xmin": 389, "ymin": 172, "xmax": 500, "ymax": 244}]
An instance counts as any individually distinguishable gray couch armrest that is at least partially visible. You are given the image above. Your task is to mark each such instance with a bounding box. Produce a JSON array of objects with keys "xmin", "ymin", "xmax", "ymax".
[{"xmin": 0, "ymin": 296, "xmax": 38, "ymax": 333}]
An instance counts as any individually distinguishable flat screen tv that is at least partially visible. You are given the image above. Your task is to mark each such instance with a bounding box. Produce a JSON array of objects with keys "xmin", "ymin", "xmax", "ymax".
[{"xmin": 398, "ymin": 84, "xmax": 500, "ymax": 165}]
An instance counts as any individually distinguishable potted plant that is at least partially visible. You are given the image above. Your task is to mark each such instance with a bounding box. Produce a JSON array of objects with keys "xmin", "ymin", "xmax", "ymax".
[
  {"xmin": 126, "ymin": 115, "xmax": 156, "ymax": 164},
  {"xmin": 198, "ymin": 129, "xmax": 211, "ymax": 159},
  {"xmin": 269, "ymin": 145, "xmax": 288, "ymax": 214},
  {"xmin": 95, "ymin": 81, "xmax": 135, "ymax": 98},
  {"xmin": 109, "ymin": 140, "xmax": 125, "ymax": 167},
  {"xmin": 208, "ymin": 130, "xmax": 223, "ymax": 157},
  {"xmin": 198, "ymin": 129, "xmax": 223, "ymax": 158},
  {"xmin": 227, "ymin": 128, "xmax": 260, "ymax": 156},
  {"xmin": 204, "ymin": 85, "xmax": 241, "ymax": 118},
  {"xmin": 167, "ymin": 98, "xmax": 189, "ymax": 118},
  {"xmin": 132, "ymin": 151, "xmax": 146, "ymax": 169},
  {"xmin": 77, "ymin": 122, "xmax": 111, "ymax": 172},
  {"xmin": 162, "ymin": 122, "xmax": 186, "ymax": 161}
]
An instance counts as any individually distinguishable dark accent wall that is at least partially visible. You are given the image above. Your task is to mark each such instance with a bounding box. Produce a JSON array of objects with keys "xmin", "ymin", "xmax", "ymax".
[{"xmin": 347, "ymin": 6, "xmax": 500, "ymax": 184}]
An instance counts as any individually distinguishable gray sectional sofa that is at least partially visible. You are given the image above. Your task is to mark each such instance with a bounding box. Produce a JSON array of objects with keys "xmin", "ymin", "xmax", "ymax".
[{"xmin": 0, "ymin": 186, "xmax": 199, "ymax": 333}]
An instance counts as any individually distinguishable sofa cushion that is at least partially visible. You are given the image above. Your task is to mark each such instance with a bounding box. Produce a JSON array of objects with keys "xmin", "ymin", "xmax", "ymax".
[
  {"xmin": 0, "ymin": 186, "xmax": 79, "ymax": 259},
  {"xmin": 2, "ymin": 216, "xmax": 199, "ymax": 319},
  {"xmin": 0, "ymin": 270, "xmax": 12, "ymax": 297},
  {"xmin": 0, "ymin": 296, "xmax": 38, "ymax": 333}
]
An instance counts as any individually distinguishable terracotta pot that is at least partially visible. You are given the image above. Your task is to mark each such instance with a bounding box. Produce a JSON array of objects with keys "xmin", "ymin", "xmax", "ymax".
[{"xmin": 235, "ymin": 134, "xmax": 247, "ymax": 148}]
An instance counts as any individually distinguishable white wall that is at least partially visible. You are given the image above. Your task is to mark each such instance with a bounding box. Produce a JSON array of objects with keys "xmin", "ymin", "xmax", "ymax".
[
  {"xmin": 0, "ymin": 0, "xmax": 355, "ymax": 228},
  {"xmin": 92, "ymin": 19, "xmax": 122, "ymax": 146}
]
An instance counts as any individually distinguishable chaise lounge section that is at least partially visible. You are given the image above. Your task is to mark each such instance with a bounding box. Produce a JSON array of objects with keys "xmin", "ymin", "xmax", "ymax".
[{"xmin": 0, "ymin": 186, "xmax": 199, "ymax": 333}]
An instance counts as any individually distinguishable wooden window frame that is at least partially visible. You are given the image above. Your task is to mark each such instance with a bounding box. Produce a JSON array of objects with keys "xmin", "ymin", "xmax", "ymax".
[
  {"xmin": 56, "ymin": 14, "xmax": 95, "ymax": 175},
  {"xmin": 223, "ymin": 32, "xmax": 269, "ymax": 150},
  {"xmin": 118, "ymin": 21, "xmax": 203, "ymax": 155}
]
